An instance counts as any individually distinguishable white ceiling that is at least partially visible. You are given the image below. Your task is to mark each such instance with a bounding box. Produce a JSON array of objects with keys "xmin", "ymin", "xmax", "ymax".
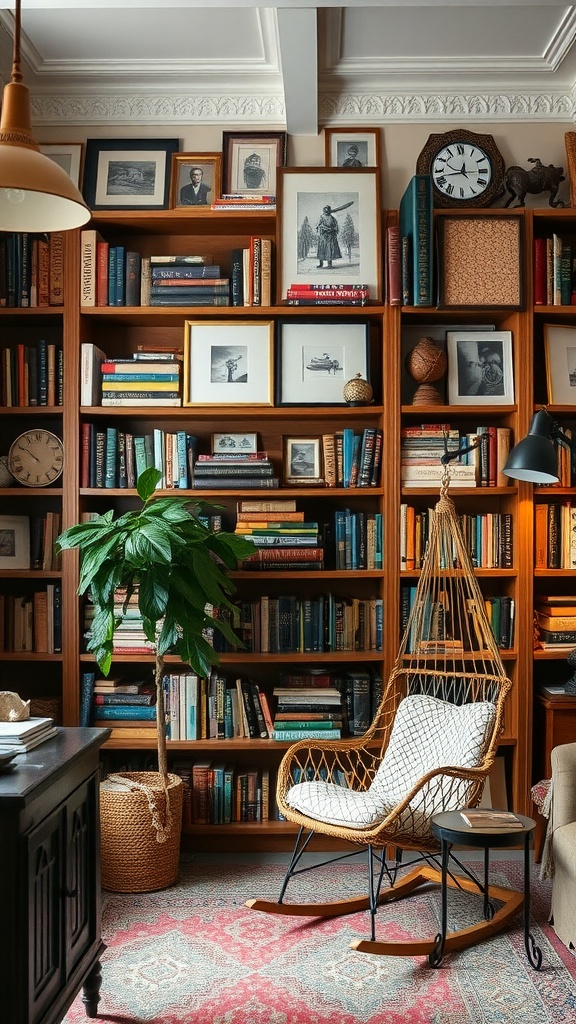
[{"xmin": 1, "ymin": 2, "xmax": 575, "ymax": 134}]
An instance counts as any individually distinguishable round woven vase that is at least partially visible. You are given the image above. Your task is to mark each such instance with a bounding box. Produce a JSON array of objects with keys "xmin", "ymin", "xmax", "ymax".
[
  {"xmin": 100, "ymin": 772, "xmax": 183, "ymax": 892},
  {"xmin": 343, "ymin": 372, "xmax": 373, "ymax": 406}
]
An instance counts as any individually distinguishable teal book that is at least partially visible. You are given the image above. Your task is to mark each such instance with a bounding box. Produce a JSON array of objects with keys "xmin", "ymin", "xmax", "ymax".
[
  {"xmin": 399, "ymin": 174, "xmax": 433, "ymax": 306},
  {"xmin": 94, "ymin": 704, "xmax": 157, "ymax": 720}
]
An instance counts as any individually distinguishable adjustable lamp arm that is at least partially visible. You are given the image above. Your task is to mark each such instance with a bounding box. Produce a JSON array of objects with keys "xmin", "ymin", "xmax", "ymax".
[{"xmin": 503, "ymin": 408, "xmax": 576, "ymax": 485}]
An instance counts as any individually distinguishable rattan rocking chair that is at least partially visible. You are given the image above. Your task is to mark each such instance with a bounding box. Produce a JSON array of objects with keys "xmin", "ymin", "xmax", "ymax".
[{"xmin": 248, "ymin": 474, "xmax": 514, "ymax": 963}]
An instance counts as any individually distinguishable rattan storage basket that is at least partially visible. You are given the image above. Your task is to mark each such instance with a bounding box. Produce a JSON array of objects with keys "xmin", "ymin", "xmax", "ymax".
[{"xmin": 100, "ymin": 772, "xmax": 183, "ymax": 893}]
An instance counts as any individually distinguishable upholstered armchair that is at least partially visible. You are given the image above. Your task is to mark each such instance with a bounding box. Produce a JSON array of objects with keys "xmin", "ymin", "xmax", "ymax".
[{"xmin": 550, "ymin": 742, "xmax": 576, "ymax": 950}]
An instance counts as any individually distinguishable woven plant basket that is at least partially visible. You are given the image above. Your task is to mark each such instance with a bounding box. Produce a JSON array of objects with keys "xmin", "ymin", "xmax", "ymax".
[{"xmin": 100, "ymin": 772, "xmax": 183, "ymax": 893}]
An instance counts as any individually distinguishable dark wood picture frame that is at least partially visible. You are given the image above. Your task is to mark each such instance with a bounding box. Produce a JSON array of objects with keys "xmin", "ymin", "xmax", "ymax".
[
  {"xmin": 83, "ymin": 138, "xmax": 179, "ymax": 211},
  {"xmin": 222, "ymin": 131, "xmax": 287, "ymax": 197}
]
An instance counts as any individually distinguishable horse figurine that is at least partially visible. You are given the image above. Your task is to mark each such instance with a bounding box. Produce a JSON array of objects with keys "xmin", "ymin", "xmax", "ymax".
[{"xmin": 504, "ymin": 157, "xmax": 566, "ymax": 208}]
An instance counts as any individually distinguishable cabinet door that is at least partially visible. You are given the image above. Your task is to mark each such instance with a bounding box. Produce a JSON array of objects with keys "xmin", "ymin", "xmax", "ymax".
[
  {"xmin": 64, "ymin": 773, "xmax": 99, "ymax": 978},
  {"xmin": 27, "ymin": 805, "xmax": 65, "ymax": 1024}
]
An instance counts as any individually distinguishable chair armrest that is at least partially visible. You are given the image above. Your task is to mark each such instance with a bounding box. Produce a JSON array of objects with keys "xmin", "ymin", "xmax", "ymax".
[{"xmin": 551, "ymin": 742, "xmax": 576, "ymax": 832}]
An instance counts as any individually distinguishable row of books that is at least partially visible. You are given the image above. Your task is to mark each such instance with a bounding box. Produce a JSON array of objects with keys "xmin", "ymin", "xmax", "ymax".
[
  {"xmin": 386, "ymin": 175, "xmax": 434, "ymax": 307},
  {"xmin": 333, "ymin": 508, "xmax": 383, "ymax": 570},
  {"xmin": 176, "ymin": 760, "xmax": 271, "ymax": 825},
  {"xmin": 1, "ymin": 342, "xmax": 63, "ymax": 407},
  {"xmin": 533, "ymin": 234, "xmax": 576, "ymax": 306},
  {"xmin": 230, "ymin": 238, "xmax": 273, "ymax": 306},
  {"xmin": 0, "ymin": 586, "xmax": 62, "ymax": 653},
  {"xmin": 400, "ymin": 424, "xmax": 511, "ymax": 489},
  {"xmin": 234, "ymin": 593, "xmax": 384, "ymax": 654},
  {"xmin": 80, "ymin": 424, "xmax": 197, "ymax": 489},
  {"xmin": 286, "ymin": 283, "xmax": 369, "ymax": 306},
  {"xmin": 400, "ymin": 585, "xmax": 516, "ymax": 651},
  {"xmin": 0, "ymin": 231, "xmax": 64, "ymax": 308},
  {"xmin": 534, "ymin": 594, "xmax": 576, "ymax": 650},
  {"xmin": 534, "ymin": 502, "xmax": 576, "ymax": 570},
  {"xmin": 400, "ymin": 505, "xmax": 513, "ymax": 570},
  {"xmin": 322, "ymin": 427, "xmax": 382, "ymax": 488}
]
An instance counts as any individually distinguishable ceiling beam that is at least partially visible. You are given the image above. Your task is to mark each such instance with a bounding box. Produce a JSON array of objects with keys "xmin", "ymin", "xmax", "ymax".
[{"xmin": 277, "ymin": 7, "xmax": 318, "ymax": 136}]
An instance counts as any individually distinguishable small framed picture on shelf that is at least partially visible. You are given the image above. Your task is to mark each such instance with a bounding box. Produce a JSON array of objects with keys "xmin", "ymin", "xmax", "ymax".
[
  {"xmin": 39, "ymin": 142, "xmax": 84, "ymax": 188},
  {"xmin": 0, "ymin": 515, "xmax": 30, "ymax": 569},
  {"xmin": 447, "ymin": 330, "xmax": 514, "ymax": 406},
  {"xmin": 275, "ymin": 318, "xmax": 370, "ymax": 406},
  {"xmin": 283, "ymin": 436, "xmax": 324, "ymax": 486},
  {"xmin": 83, "ymin": 138, "xmax": 179, "ymax": 210},
  {"xmin": 437, "ymin": 214, "xmax": 523, "ymax": 309},
  {"xmin": 277, "ymin": 168, "xmax": 381, "ymax": 302},
  {"xmin": 170, "ymin": 152, "xmax": 222, "ymax": 209},
  {"xmin": 183, "ymin": 320, "xmax": 274, "ymax": 407},
  {"xmin": 211, "ymin": 432, "xmax": 258, "ymax": 454},
  {"xmin": 222, "ymin": 130, "xmax": 287, "ymax": 197},
  {"xmin": 324, "ymin": 128, "xmax": 380, "ymax": 169},
  {"xmin": 544, "ymin": 323, "xmax": 576, "ymax": 404}
]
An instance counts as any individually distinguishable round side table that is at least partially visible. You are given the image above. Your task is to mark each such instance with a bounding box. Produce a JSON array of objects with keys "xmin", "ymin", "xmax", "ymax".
[{"xmin": 430, "ymin": 810, "xmax": 542, "ymax": 969}]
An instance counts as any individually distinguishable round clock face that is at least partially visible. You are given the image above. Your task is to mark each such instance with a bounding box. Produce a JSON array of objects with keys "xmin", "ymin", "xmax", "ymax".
[
  {"xmin": 8, "ymin": 430, "xmax": 64, "ymax": 488},
  {"xmin": 432, "ymin": 142, "xmax": 492, "ymax": 204}
]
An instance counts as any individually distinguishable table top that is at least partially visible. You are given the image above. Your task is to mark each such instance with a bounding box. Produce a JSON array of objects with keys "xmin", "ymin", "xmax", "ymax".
[{"xmin": 432, "ymin": 810, "xmax": 536, "ymax": 845}]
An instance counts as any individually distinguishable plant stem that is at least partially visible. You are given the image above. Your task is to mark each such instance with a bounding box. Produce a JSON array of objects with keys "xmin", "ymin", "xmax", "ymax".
[{"xmin": 155, "ymin": 652, "xmax": 168, "ymax": 782}]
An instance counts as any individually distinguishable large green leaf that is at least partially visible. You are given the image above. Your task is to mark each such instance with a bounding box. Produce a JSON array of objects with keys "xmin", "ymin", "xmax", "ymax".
[{"xmin": 137, "ymin": 466, "xmax": 162, "ymax": 501}]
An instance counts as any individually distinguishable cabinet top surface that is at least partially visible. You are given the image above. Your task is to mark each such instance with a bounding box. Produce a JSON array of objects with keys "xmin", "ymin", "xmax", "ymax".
[{"xmin": 0, "ymin": 727, "xmax": 110, "ymax": 803}]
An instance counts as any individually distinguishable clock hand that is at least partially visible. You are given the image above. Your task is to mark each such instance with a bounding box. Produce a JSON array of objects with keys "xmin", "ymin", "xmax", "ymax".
[{"xmin": 18, "ymin": 444, "xmax": 39, "ymax": 462}]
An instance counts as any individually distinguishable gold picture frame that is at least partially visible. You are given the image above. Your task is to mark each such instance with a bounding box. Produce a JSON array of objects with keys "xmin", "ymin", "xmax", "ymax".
[
  {"xmin": 170, "ymin": 152, "xmax": 222, "ymax": 209},
  {"xmin": 183, "ymin": 320, "xmax": 274, "ymax": 407}
]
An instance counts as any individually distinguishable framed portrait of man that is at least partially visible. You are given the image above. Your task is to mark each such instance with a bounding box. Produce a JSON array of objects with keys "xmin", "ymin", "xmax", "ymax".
[{"xmin": 170, "ymin": 153, "xmax": 222, "ymax": 209}]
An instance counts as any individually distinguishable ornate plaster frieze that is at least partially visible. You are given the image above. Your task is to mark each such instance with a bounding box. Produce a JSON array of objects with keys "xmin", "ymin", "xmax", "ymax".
[
  {"xmin": 30, "ymin": 92, "xmax": 286, "ymax": 126},
  {"xmin": 320, "ymin": 91, "xmax": 576, "ymax": 122}
]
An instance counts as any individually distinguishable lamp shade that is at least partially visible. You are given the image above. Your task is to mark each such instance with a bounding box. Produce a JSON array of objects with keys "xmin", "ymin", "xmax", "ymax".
[
  {"xmin": 503, "ymin": 409, "xmax": 560, "ymax": 484},
  {"xmin": 0, "ymin": 79, "xmax": 90, "ymax": 232}
]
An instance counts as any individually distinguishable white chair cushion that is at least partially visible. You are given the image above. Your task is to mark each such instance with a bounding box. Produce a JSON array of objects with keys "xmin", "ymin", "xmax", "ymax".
[{"xmin": 285, "ymin": 694, "xmax": 496, "ymax": 836}]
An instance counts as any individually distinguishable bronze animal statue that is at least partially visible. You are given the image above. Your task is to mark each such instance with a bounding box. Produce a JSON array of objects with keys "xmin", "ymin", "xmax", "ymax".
[{"xmin": 504, "ymin": 157, "xmax": 566, "ymax": 208}]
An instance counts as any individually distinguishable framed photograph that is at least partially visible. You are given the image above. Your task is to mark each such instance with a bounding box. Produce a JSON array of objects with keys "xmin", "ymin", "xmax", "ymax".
[
  {"xmin": 275, "ymin": 319, "xmax": 370, "ymax": 406},
  {"xmin": 170, "ymin": 152, "xmax": 222, "ymax": 209},
  {"xmin": 438, "ymin": 215, "xmax": 524, "ymax": 309},
  {"xmin": 222, "ymin": 131, "xmax": 287, "ymax": 197},
  {"xmin": 83, "ymin": 138, "xmax": 179, "ymax": 210},
  {"xmin": 283, "ymin": 436, "xmax": 323, "ymax": 486},
  {"xmin": 0, "ymin": 516, "xmax": 30, "ymax": 569},
  {"xmin": 211, "ymin": 432, "xmax": 258, "ymax": 454},
  {"xmin": 39, "ymin": 143, "xmax": 84, "ymax": 188},
  {"xmin": 447, "ymin": 331, "xmax": 514, "ymax": 406},
  {"xmin": 324, "ymin": 128, "xmax": 380, "ymax": 169},
  {"xmin": 277, "ymin": 168, "xmax": 382, "ymax": 302},
  {"xmin": 183, "ymin": 320, "xmax": 274, "ymax": 407},
  {"xmin": 544, "ymin": 324, "xmax": 576, "ymax": 404}
]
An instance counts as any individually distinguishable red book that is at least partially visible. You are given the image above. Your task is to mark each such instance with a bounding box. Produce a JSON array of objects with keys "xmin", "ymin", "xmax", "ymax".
[
  {"xmin": 533, "ymin": 237, "xmax": 546, "ymax": 306},
  {"xmin": 96, "ymin": 241, "xmax": 109, "ymax": 307},
  {"xmin": 387, "ymin": 225, "xmax": 401, "ymax": 305}
]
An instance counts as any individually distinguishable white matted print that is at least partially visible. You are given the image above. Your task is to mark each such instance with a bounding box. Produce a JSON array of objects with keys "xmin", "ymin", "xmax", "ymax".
[
  {"xmin": 276, "ymin": 319, "xmax": 370, "ymax": 405},
  {"xmin": 184, "ymin": 321, "xmax": 274, "ymax": 406},
  {"xmin": 447, "ymin": 331, "xmax": 514, "ymax": 406},
  {"xmin": 544, "ymin": 324, "xmax": 576, "ymax": 405},
  {"xmin": 0, "ymin": 516, "xmax": 30, "ymax": 569}
]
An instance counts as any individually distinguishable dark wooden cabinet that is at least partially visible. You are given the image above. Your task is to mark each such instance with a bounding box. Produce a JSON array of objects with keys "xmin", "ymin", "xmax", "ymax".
[
  {"xmin": 0, "ymin": 727, "xmax": 110, "ymax": 1024},
  {"xmin": 533, "ymin": 692, "xmax": 576, "ymax": 782}
]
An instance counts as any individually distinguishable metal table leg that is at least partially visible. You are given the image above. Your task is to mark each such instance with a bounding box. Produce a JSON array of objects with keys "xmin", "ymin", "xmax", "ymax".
[{"xmin": 523, "ymin": 833, "xmax": 542, "ymax": 969}]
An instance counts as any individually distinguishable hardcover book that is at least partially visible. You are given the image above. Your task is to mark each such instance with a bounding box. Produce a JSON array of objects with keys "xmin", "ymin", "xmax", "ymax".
[{"xmin": 399, "ymin": 174, "xmax": 433, "ymax": 306}]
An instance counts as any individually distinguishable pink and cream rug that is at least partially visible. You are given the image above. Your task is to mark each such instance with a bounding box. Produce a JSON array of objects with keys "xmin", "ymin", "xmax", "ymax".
[{"xmin": 62, "ymin": 857, "xmax": 576, "ymax": 1023}]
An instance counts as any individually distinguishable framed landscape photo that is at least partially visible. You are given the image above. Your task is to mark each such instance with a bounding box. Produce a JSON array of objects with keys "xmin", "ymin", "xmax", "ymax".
[
  {"xmin": 222, "ymin": 131, "xmax": 287, "ymax": 197},
  {"xmin": 0, "ymin": 515, "xmax": 30, "ymax": 569},
  {"xmin": 83, "ymin": 138, "xmax": 179, "ymax": 210},
  {"xmin": 170, "ymin": 152, "xmax": 222, "ymax": 209},
  {"xmin": 544, "ymin": 324, "xmax": 576, "ymax": 404},
  {"xmin": 39, "ymin": 143, "xmax": 84, "ymax": 188},
  {"xmin": 275, "ymin": 319, "xmax": 370, "ymax": 406},
  {"xmin": 277, "ymin": 168, "xmax": 381, "ymax": 302},
  {"xmin": 447, "ymin": 330, "xmax": 514, "ymax": 406},
  {"xmin": 324, "ymin": 128, "xmax": 380, "ymax": 169},
  {"xmin": 183, "ymin": 320, "xmax": 274, "ymax": 407},
  {"xmin": 211, "ymin": 432, "xmax": 258, "ymax": 454},
  {"xmin": 283, "ymin": 436, "xmax": 323, "ymax": 486}
]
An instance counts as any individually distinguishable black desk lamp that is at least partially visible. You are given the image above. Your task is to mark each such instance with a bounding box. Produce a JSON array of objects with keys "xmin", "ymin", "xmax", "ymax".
[{"xmin": 503, "ymin": 408, "xmax": 576, "ymax": 484}]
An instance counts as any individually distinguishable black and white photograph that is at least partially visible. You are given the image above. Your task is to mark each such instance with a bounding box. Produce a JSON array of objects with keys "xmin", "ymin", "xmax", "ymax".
[
  {"xmin": 447, "ymin": 331, "xmax": 514, "ymax": 406},
  {"xmin": 211, "ymin": 432, "xmax": 258, "ymax": 454},
  {"xmin": 276, "ymin": 319, "xmax": 370, "ymax": 405},
  {"xmin": 277, "ymin": 169, "xmax": 381, "ymax": 301},
  {"xmin": 283, "ymin": 436, "xmax": 323, "ymax": 485},
  {"xmin": 170, "ymin": 153, "xmax": 222, "ymax": 209},
  {"xmin": 544, "ymin": 324, "xmax": 576, "ymax": 403},
  {"xmin": 184, "ymin": 320, "xmax": 274, "ymax": 407},
  {"xmin": 83, "ymin": 138, "xmax": 178, "ymax": 210},
  {"xmin": 324, "ymin": 128, "xmax": 380, "ymax": 170},
  {"xmin": 222, "ymin": 131, "xmax": 287, "ymax": 196},
  {"xmin": 0, "ymin": 516, "xmax": 30, "ymax": 569}
]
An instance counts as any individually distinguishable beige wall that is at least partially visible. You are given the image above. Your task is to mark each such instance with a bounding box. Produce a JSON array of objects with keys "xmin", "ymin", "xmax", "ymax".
[{"xmin": 36, "ymin": 120, "xmax": 575, "ymax": 209}]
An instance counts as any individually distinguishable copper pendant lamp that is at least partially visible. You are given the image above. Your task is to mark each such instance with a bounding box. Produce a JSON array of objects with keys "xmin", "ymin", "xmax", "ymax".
[{"xmin": 0, "ymin": 0, "xmax": 90, "ymax": 231}]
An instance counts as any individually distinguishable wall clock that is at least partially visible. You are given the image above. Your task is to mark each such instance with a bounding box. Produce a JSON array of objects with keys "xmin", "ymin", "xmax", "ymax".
[
  {"xmin": 8, "ymin": 430, "xmax": 64, "ymax": 487},
  {"xmin": 416, "ymin": 129, "xmax": 506, "ymax": 208}
]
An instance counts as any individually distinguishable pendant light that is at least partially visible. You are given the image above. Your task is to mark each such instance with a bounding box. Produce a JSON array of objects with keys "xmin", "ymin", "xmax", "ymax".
[{"xmin": 0, "ymin": 0, "xmax": 90, "ymax": 231}]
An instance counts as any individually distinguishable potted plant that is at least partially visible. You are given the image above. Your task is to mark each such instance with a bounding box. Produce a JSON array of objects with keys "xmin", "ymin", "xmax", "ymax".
[{"xmin": 56, "ymin": 467, "xmax": 253, "ymax": 892}]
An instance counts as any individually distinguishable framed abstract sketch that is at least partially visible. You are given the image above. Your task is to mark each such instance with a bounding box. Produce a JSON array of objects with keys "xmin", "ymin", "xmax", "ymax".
[
  {"xmin": 275, "ymin": 319, "xmax": 370, "ymax": 406},
  {"xmin": 544, "ymin": 324, "xmax": 576, "ymax": 404},
  {"xmin": 183, "ymin": 320, "xmax": 274, "ymax": 407},
  {"xmin": 324, "ymin": 128, "xmax": 380, "ymax": 169},
  {"xmin": 277, "ymin": 168, "xmax": 381, "ymax": 302},
  {"xmin": 83, "ymin": 138, "xmax": 179, "ymax": 210},
  {"xmin": 170, "ymin": 153, "xmax": 222, "ymax": 209},
  {"xmin": 222, "ymin": 131, "xmax": 287, "ymax": 197}
]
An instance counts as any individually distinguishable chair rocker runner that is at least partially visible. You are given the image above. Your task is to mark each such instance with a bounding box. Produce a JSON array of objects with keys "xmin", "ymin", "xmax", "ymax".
[{"xmin": 248, "ymin": 478, "xmax": 515, "ymax": 963}]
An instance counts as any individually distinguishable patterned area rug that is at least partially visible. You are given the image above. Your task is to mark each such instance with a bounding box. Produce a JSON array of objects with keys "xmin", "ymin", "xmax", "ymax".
[{"xmin": 62, "ymin": 857, "xmax": 576, "ymax": 1024}]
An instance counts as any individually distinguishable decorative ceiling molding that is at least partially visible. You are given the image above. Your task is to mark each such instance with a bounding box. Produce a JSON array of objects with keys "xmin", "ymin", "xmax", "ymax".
[{"xmin": 29, "ymin": 89, "xmax": 576, "ymax": 126}]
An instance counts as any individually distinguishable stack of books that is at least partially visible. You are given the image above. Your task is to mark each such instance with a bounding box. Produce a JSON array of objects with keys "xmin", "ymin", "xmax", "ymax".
[
  {"xmin": 0, "ymin": 716, "xmax": 57, "ymax": 752},
  {"xmin": 149, "ymin": 260, "xmax": 229, "ymax": 308},
  {"xmin": 0, "ymin": 231, "xmax": 64, "ymax": 308},
  {"xmin": 212, "ymin": 195, "xmax": 276, "ymax": 210},
  {"xmin": 271, "ymin": 681, "xmax": 344, "ymax": 740},
  {"xmin": 401, "ymin": 423, "xmax": 476, "ymax": 488},
  {"xmin": 237, "ymin": 500, "xmax": 324, "ymax": 571},
  {"xmin": 100, "ymin": 354, "xmax": 182, "ymax": 408},
  {"xmin": 535, "ymin": 594, "xmax": 576, "ymax": 651},
  {"xmin": 286, "ymin": 283, "xmax": 369, "ymax": 306},
  {"xmin": 192, "ymin": 451, "xmax": 278, "ymax": 490},
  {"xmin": 90, "ymin": 676, "xmax": 157, "ymax": 728},
  {"xmin": 84, "ymin": 589, "xmax": 156, "ymax": 657}
]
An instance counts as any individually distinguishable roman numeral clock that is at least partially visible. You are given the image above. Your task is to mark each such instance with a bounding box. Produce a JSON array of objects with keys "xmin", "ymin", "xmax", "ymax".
[{"xmin": 416, "ymin": 129, "xmax": 506, "ymax": 208}]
